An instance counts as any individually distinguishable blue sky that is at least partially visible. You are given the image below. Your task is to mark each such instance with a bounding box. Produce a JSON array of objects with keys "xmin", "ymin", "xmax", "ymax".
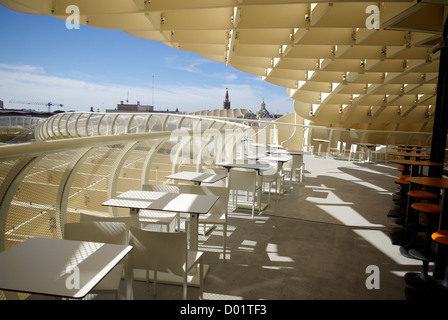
[{"xmin": 0, "ymin": 5, "xmax": 293, "ymax": 114}]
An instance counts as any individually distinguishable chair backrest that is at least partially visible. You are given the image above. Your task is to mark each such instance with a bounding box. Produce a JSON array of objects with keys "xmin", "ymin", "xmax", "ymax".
[
  {"xmin": 80, "ymin": 213, "xmax": 139, "ymax": 227},
  {"xmin": 258, "ymin": 160, "xmax": 279, "ymax": 177},
  {"xmin": 228, "ymin": 168, "xmax": 257, "ymax": 192},
  {"xmin": 387, "ymin": 144, "xmax": 397, "ymax": 152},
  {"xmin": 350, "ymin": 144, "xmax": 358, "ymax": 152},
  {"xmin": 283, "ymin": 154, "xmax": 303, "ymax": 170},
  {"xmin": 201, "ymin": 167, "xmax": 228, "ymax": 186},
  {"xmin": 142, "ymin": 184, "xmax": 181, "ymax": 193},
  {"xmin": 64, "ymin": 221, "xmax": 128, "ymax": 245},
  {"xmin": 176, "ymin": 185, "xmax": 229, "ymax": 216},
  {"xmin": 375, "ymin": 144, "xmax": 387, "ymax": 152},
  {"xmin": 128, "ymin": 226, "xmax": 187, "ymax": 276},
  {"xmin": 202, "ymin": 167, "xmax": 227, "ymax": 176}
]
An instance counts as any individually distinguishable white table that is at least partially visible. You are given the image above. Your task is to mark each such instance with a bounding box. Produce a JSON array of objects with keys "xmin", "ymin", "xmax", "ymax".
[
  {"xmin": 267, "ymin": 149, "xmax": 303, "ymax": 155},
  {"xmin": 269, "ymin": 150, "xmax": 304, "ymax": 184},
  {"xmin": 251, "ymin": 143, "xmax": 283, "ymax": 149},
  {"xmin": 0, "ymin": 238, "xmax": 132, "ymax": 299},
  {"xmin": 102, "ymin": 190, "xmax": 219, "ymax": 251},
  {"xmin": 102, "ymin": 191, "xmax": 218, "ymax": 293},
  {"xmin": 357, "ymin": 143, "xmax": 376, "ymax": 163},
  {"xmin": 257, "ymin": 156, "xmax": 292, "ymax": 195},
  {"xmin": 166, "ymin": 171, "xmax": 226, "ymax": 186},
  {"xmin": 216, "ymin": 162, "xmax": 271, "ymax": 211},
  {"xmin": 312, "ymin": 138, "xmax": 330, "ymax": 157},
  {"xmin": 216, "ymin": 162, "xmax": 271, "ymax": 175}
]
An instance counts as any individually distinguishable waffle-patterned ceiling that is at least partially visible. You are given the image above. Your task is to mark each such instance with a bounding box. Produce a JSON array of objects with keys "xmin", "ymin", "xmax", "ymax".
[{"xmin": 1, "ymin": 0, "xmax": 446, "ymax": 126}]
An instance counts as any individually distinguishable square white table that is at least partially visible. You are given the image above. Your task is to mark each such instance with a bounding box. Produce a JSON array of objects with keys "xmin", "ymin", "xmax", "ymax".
[
  {"xmin": 102, "ymin": 190, "xmax": 218, "ymax": 294},
  {"xmin": 0, "ymin": 237, "xmax": 132, "ymax": 299},
  {"xmin": 102, "ymin": 190, "xmax": 219, "ymax": 251},
  {"xmin": 216, "ymin": 162, "xmax": 271, "ymax": 211},
  {"xmin": 312, "ymin": 138, "xmax": 330, "ymax": 157},
  {"xmin": 357, "ymin": 143, "xmax": 377, "ymax": 163},
  {"xmin": 216, "ymin": 162, "xmax": 271, "ymax": 175},
  {"xmin": 268, "ymin": 150, "xmax": 304, "ymax": 184},
  {"xmin": 166, "ymin": 171, "xmax": 226, "ymax": 185},
  {"xmin": 251, "ymin": 143, "xmax": 283, "ymax": 149}
]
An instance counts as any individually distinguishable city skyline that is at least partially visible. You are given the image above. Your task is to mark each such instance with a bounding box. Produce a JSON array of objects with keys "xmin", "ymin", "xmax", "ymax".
[{"xmin": 0, "ymin": 5, "xmax": 293, "ymax": 115}]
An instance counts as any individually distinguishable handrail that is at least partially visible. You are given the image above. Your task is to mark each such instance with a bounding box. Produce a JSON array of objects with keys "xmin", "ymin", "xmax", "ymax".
[
  {"xmin": 34, "ymin": 112, "xmax": 436, "ymax": 152},
  {"xmin": 35, "ymin": 112, "xmax": 251, "ymax": 141}
]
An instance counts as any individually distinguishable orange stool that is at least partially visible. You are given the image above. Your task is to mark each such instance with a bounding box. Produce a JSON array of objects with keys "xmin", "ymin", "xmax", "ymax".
[
  {"xmin": 396, "ymin": 178, "xmax": 410, "ymax": 186},
  {"xmin": 404, "ymin": 205, "xmax": 441, "ymax": 290},
  {"xmin": 389, "ymin": 179, "xmax": 412, "ymax": 244},
  {"xmin": 408, "ymin": 190, "xmax": 439, "ymax": 200},
  {"xmin": 402, "ymin": 190, "xmax": 439, "ymax": 236},
  {"xmin": 429, "ymin": 231, "xmax": 448, "ymax": 296},
  {"xmin": 401, "ymin": 203, "xmax": 440, "ymax": 256},
  {"xmin": 412, "ymin": 203, "xmax": 441, "ymax": 214},
  {"xmin": 395, "ymin": 179, "xmax": 410, "ymax": 202},
  {"xmin": 393, "ymin": 179, "xmax": 410, "ymax": 212},
  {"xmin": 432, "ymin": 230, "xmax": 448, "ymax": 246},
  {"xmin": 411, "ymin": 203, "xmax": 441, "ymax": 254}
]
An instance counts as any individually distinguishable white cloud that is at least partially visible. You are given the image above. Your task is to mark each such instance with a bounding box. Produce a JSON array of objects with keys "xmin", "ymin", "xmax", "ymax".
[
  {"xmin": 164, "ymin": 56, "xmax": 239, "ymax": 82},
  {"xmin": 0, "ymin": 64, "xmax": 46, "ymax": 74}
]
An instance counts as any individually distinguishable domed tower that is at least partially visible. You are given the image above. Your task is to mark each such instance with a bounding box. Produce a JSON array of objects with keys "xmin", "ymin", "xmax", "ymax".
[
  {"xmin": 257, "ymin": 98, "xmax": 270, "ymax": 118},
  {"xmin": 223, "ymin": 88, "xmax": 231, "ymax": 110}
]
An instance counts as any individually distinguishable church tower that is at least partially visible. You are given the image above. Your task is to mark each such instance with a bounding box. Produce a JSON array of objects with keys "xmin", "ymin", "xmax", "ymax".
[
  {"xmin": 257, "ymin": 98, "xmax": 271, "ymax": 119},
  {"xmin": 223, "ymin": 88, "xmax": 231, "ymax": 109}
]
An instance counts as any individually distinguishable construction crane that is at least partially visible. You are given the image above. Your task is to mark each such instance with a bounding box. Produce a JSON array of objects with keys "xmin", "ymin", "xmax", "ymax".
[{"xmin": 9, "ymin": 100, "xmax": 64, "ymax": 113}]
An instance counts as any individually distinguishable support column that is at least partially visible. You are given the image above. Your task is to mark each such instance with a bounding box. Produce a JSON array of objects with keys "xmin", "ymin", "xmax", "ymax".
[
  {"xmin": 429, "ymin": 19, "xmax": 448, "ymax": 178},
  {"xmin": 430, "ymin": 18, "xmax": 448, "ymax": 279}
]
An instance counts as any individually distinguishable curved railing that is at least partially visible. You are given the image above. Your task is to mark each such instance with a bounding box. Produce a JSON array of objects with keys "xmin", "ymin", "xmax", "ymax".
[
  {"xmin": 35, "ymin": 112, "xmax": 435, "ymax": 155},
  {"xmin": 0, "ymin": 116, "xmax": 47, "ymax": 143},
  {"xmin": 34, "ymin": 112, "xmax": 250, "ymax": 141}
]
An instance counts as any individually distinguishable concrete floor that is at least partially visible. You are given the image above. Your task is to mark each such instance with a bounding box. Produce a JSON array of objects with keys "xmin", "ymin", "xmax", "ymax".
[{"xmin": 104, "ymin": 155, "xmax": 426, "ymax": 300}]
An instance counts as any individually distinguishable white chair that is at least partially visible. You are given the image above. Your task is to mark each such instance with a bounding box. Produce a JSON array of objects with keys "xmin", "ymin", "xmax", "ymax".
[
  {"xmin": 63, "ymin": 221, "xmax": 128, "ymax": 299},
  {"xmin": 228, "ymin": 167, "xmax": 262, "ymax": 218},
  {"xmin": 79, "ymin": 213, "xmax": 139, "ymax": 244},
  {"xmin": 259, "ymin": 161, "xmax": 283, "ymax": 203},
  {"xmin": 348, "ymin": 144, "xmax": 365, "ymax": 162},
  {"xmin": 283, "ymin": 154, "xmax": 305, "ymax": 184},
  {"xmin": 177, "ymin": 185, "xmax": 229, "ymax": 261},
  {"xmin": 128, "ymin": 225, "xmax": 203, "ymax": 300},
  {"xmin": 371, "ymin": 144, "xmax": 387, "ymax": 162},
  {"xmin": 302, "ymin": 144, "xmax": 314, "ymax": 154},
  {"xmin": 329, "ymin": 141, "xmax": 342, "ymax": 157},
  {"xmin": 386, "ymin": 144, "xmax": 398, "ymax": 160},
  {"xmin": 340, "ymin": 142, "xmax": 347, "ymax": 158},
  {"xmin": 141, "ymin": 184, "xmax": 181, "ymax": 231}
]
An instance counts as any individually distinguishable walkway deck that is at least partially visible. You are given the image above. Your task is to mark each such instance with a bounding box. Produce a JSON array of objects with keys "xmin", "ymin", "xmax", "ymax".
[{"xmin": 107, "ymin": 155, "xmax": 421, "ymax": 300}]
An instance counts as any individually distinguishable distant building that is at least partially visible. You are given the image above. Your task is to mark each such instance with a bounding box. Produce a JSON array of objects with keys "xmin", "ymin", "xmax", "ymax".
[
  {"xmin": 106, "ymin": 101, "xmax": 182, "ymax": 114},
  {"xmin": 256, "ymin": 99, "xmax": 282, "ymax": 120},
  {"xmin": 257, "ymin": 99, "xmax": 271, "ymax": 119},
  {"xmin": 223, "ymin": 88, "xmax": 231, "ymax": 110},
  {"xmin": 0, "ymin": 100, "xmax": 4, "ymax": 109},
  {"xmin": 116, "ymin": 101, "xmax": 154, "ymax": 112}
]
